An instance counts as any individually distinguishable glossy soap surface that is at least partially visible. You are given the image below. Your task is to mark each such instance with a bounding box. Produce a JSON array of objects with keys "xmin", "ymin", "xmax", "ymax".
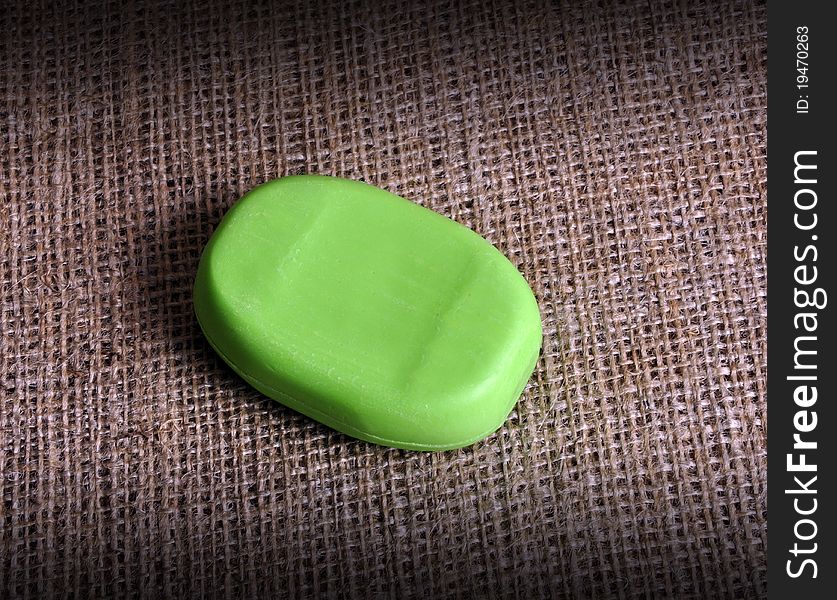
[{"xmin": 194, "ymin": 176, "xmax": 542, "ymax": 450}]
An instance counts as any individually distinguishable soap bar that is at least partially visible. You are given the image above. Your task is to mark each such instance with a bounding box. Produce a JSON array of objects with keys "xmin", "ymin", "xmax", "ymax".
[{"xmin": 193, "ymin": 175, "xmax": 541, "ymax": 450}]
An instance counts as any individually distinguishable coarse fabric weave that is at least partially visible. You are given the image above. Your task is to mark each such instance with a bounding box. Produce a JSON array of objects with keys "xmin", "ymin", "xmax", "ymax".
[{"xmin": 0, "ymin": 0, "xmax": 767, "ymax": 598}]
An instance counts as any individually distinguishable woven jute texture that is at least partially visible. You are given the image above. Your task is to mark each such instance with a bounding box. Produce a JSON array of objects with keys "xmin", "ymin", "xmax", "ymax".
[{"xmin": 0, "ymin": 0, "xmax": 767, "ymax": 598}]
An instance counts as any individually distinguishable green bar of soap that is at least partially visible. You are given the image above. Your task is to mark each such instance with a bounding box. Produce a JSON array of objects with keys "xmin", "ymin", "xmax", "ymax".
[{"xmin": 194, "ymin": 175, "xmax": 542, "ymax": 450}]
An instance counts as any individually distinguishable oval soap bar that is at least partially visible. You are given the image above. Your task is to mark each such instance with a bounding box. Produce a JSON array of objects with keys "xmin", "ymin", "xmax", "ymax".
[{"xmin": 194, "ymin": 175, "xmax": 542, "ymax": 450}]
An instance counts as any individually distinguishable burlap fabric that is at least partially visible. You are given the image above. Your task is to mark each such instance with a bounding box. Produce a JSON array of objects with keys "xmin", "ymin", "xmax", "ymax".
[{"xmin": 0, "ymin": 0, "xmax": 767, "ymax": 598}]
